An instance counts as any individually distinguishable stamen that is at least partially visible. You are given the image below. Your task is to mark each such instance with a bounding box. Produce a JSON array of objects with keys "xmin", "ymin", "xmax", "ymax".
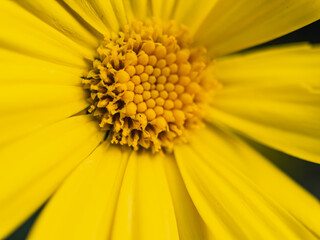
[{"xmin": 83, "ymin": 20, "xmax": 217, "ymax": 152}]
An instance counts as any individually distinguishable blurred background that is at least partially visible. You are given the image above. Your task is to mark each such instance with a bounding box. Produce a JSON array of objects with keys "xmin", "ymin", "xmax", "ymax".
[{"xmin": 6, "ymin": 20, "xmax": 320, "ymax": 240}]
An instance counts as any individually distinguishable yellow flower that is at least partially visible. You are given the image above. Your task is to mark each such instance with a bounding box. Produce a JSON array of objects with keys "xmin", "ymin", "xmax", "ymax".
[{"xmin": 1, "ymin": 0, "xmax": 320, "ymax": 239}]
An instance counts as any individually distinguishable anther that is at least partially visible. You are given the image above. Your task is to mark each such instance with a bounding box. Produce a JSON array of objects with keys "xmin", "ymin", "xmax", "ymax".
[
  {"xmin": 165, "ymin": 83, "xmax": 175, "ymax": 92},
  {"xmin": 142, "ymin": 82, "xmax": 151, "ymax": 90},
  {"xmin": 142, "ymin": 91, "xmax": 151, "ymax": 100},
  {"xmin": 175, "ymin": 84, "xmax": 184, "ymax": 94},
  {"xmin": 146, "ymin": 98, "xmax": 156, "ymax": 108},
  {"xmin": 122, "ymin": 91, "xmax": 135, "ymax": 102},
  {"xmin": 154, "ymin": 45, "xmax": 167, "ymax": 59},
  {"xmin": 168, "ymin": 91, "xmax": 178, "ymax": 100},
  {"xmin": 162, "ymin": 67, "xmax": 170, "ymax": 77},
  {"xmin": 135, "ymin": 65, "xmax": 144, "ymax": 75},
  {"xmin": 127, "ymin": 81, "xmax": 135, "ymax": 91},
  {"xmin": 132, "ymin": 75, "xmax": 141, "ymax": 85},
  {"xmin": 169, "ymin": 64, "xmax": 178, "ymax": 73},
  {"xmin": 166, "ymin": 53, "xmax": 176, "ymax": 65},
  {"xmin": 176, "ymin": 49, "xmax": 190, "ymax": 63},
  {"xmin": 124, "ymin": 51, "xmax": 138, "ymax": 66},
  {"xmin": 179, "ymin": 76, "xmax": 191, "ymax": 86},
  {"xmin": 145, "ymin": 109, "xmax": 156, "ymax": 121},
  {"xmin": 134, "ymin": 94, "xmax": 143, "ymax": 103},
  {"xmin": 168, "ymin": 74, "xmax": 178, "ymax": 83},
  {"xmin": 151, "ymin": 90, "xmax": 159, "ymax": 99},
  {"xmin": 141, "ymin": 41, "xmax": 155, "ymax": 54},
  {"xmin": 137, "ymin": 102, "xmax": 147, "ymax": 112},
  {"xmin": 154, "ymin": 106, "xmax": 164, "ymax": 115},
  {"xmin": 140, "ymin": 73, "xmax": 149, "ymax": 82},
  {"xmin": 156, "ymin": 84, "xmax": 165, "ymax": 91},
  {"xmin": 178, "ymin": 63, "xmax": 191, "ymax": 75},
  {"xmin": 138, "ymin": 52, "xmax": 149, "ymax": 65},
  {"xmin": 153, "ymin": 68, "xmax": 161, "ymax": 77},
  {"xmin": 160, "ymin": 90, "xmax": 169, "ymax": 99},
  {"xmin": 126, "ymin": 66, "xmax": 136, "ymax": 76},
  {"xmin": 157, "ymin": 76, "xmax": 167, "ymax": 84},
  {"xmin": 148, "ymin": 55, "xmax": 157, "ymax": 66},
  {"xmin": 126, "ymin": 102, "xmax": 137, "ymax": 115},
  {"xmin": 134, "ymin": 85, "xmax": 144, "ymax": 94},
  {"xmin": 116, "ymin": 70, "xmax": 130, "ymax": 83},
  {"xmin": 156, "ymin": 97, "xmax": 165, "ymax": 106},
  {"xmin": 155, "ymin": 117, "xmax": 167, "ymax": 130},
  {"xmin": 144, "ymin": 65, "xmax": 154, "ymax": 75},
  {"xmin": 156, "ymin": 59, "xmax": 166, "ymax": 69}
]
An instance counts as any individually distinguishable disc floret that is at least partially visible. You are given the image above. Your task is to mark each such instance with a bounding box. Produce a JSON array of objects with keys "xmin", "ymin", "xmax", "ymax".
[{"xmin": 83, "ymin": 20, "xmax": 214, "ymax": 152}]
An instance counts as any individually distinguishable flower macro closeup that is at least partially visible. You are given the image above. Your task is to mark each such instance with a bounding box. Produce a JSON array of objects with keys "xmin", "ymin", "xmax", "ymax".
[{"xmin": 1, "ymin": 0, "xmax": 320, "ymax": 239}]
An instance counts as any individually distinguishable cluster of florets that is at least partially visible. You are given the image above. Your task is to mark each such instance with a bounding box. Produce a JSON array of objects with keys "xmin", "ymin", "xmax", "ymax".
[{"xmin": 83, "ymin": 20, "xmax": 214, "ymax": 152}]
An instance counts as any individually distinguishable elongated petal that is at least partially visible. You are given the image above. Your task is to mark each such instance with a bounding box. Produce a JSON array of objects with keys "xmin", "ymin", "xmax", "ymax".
[
  {"xmin": 28, "ymin": 143, "xmax": 130, "ymax": 240},
  {"xmin": 183, "ymin": 126, "xmax": 320, "ymax": 238},
  {"xmin": 62, "ymin": 0, "xmax": 120, "ymax": 33},
  {"xmin": 129, "ymin": 0, "xmax": 150, "ymax": 20},
  {"xmin": 213, "ymin": 43, "xmax": 320, "ymax": 86},
  {"xmin": 0, "ymin": 115, "xmax": 104, "ymax": 239},
  {"xmin": 0, "ymin": 47, "xmax": 90, "ymax": 144},
  {"xmin": 0, "ymin": 85, "xmax": 86, "ymax": 113},
  {"xmin": 111, "ymin": 151, "xmax": 179, "ymax": 240},
  {"xmin": 174, "ymin": 128, "xmax": 320, "ymax": 239},
  {"xmin": 162, "ymin": 154, "xmax": 209, "ymax": 240},
  {"xmin": 0, "ymin": 49, "xmax": 84, "ymax": 86},
  {"xmin": 0, "ymin": 102, "xmax": 88, "ymax": 146},
  {"xmin": 14, "ymin": 0, "xmax": 98, "ymax": 50},
  {"xmin": 173, "ymin": 0, "xmax": 218, "ymax": 35},
  {"xmin": 150, "ymin": 0, "xmax": 163, "ymax": 18},
  {"xmin": 0, "ymin": 1, "xmax": 89, "ymax": 67},
  {"xmin": 110, "ymin": 0, "xmax": 133, "ymax": 27},
  {"xmin": 193, "ymin": 0, "xmax": 320, "ymax": 57},
  {"xmin": 0, "ymin": 84, "xmax": 88, "ymax": 144},
  {"xmin": 209, "ymin": 44, "xmax": 320, "ymax": 163}
]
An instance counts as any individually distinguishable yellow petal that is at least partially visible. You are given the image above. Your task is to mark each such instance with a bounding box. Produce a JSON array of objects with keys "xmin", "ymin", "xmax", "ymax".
[
  {"xmin": 0, "ymin": 85, "xmax": 86, "ymax": 112},
  {"xmin": 0, "ymin": 83, "xmax": 88, "ymax": 144},
  {"xmin": 111, "ymin": 151, "xmax": 179, "ymax": 240},
  {"xmin": 213, "ymin": 43, "xmax": 320, "ymax": 87},
  {"xmin": 144, "ymin": 0, "xmax": 176, "ymax": 21},
  {"xmin": 184, "ymin": 126, "xmax": 320, "ymax": 238},
  {"xmin": 0, "ymin": 49, "xmax": 84, "ymax": 86},
  {"xmin": 159, "ymin": 0, "xmax": 176, "ymax": 21},
  {"xmin": 110, "ymin": 0, "xmax": 133, "ymax": 27},
  {"xmin": 14, "ymin": 0, "xmax": 98, "ymax": 50},
  {"xmin": 150, "ymin": 0, "xmax": 163, "ymax": 18},
  {"xmin": 0, "ymin": 1, "xmax": 89, "ymax": 67},
  {"xmin": 210, "ymin": 44, "xmax": 320, "ymax": 163},
  {"xmin": 162, "ymin": 154, "xmax": 209, "ymax": 240},
  {"xmin": 174, "ymin": 128, "xmax": 320, "ymax": 239},
  {"xmin": 193, "ymin": 0, "xmax": 320, "ymax": 57},
  {"xmin": 173, "ymin": 0, "xmax": 218, "ymax": 35},
  {"xmin": 129, "ymin": 0, "xmax": 150, "ymax": 20},
  {"xmin": 0, "ymin": 102, "xmax": 88, "ymax": 146},
  {"xmin": 62, "ymin": 0, "xmax": 119, "ymax": 33},
  {"xmin": 28, "ymin": 143, "xmax": 130, "ymax": 240},
  {"xmin": 0, "ymin": 115, "xmax": 104, "ymax": 239}
]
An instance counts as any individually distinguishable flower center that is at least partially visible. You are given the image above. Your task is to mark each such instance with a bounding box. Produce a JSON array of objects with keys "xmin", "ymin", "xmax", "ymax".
[{"xmin": 83, "ymin": 20, "xmax": 214, "ymax": 152}]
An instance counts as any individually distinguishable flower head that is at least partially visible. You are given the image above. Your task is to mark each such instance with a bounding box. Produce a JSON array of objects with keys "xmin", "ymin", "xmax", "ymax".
[
  {"xmin": 1, "ymin": 1, "xmax": 320, "ymax": 239},
  {"xmin": 83, "ymin": 20, "xmax": 215, "ymax": 152}
]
